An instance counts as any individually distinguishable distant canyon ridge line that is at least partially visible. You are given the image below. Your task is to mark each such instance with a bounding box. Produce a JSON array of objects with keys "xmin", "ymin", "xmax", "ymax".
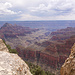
[
  {"xmin": 0, "ymin": 20, "xmax": 75, "ymax": 29},
  {"xmin": 0, "ymin": 22, "xmax": 75, "ymax": 75}
]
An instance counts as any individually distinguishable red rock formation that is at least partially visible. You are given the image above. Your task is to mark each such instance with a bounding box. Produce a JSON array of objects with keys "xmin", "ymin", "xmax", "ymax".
[
  {"xmin": 39, "ymin": 52, "xmax": 59, "ymax": 68},
  {"xmin": 0, "ymin": 23, "xmax": 39, "ymax": 39},
  {"xmin": 16, "ymin": 36, "xmax": 75, "ymax": 74},
  {"xmin": 50, "ymin": 27, "xmax": 75, "ymax": 40}
]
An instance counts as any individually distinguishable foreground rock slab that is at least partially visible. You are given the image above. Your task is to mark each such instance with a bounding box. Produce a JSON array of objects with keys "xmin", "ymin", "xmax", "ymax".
[
  {"xmin": 0, "ymin": 39, "xmax": 32, "ymax": 75},
  {"xmin": 0, "ymin": 51, "xmax": 32, "ymax": 75}
]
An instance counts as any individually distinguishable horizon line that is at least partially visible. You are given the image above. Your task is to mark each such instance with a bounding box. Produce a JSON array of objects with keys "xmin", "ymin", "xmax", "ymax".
[{"xmin": 0, "ymin": 20, "xmax": 75, "ymax": 21}]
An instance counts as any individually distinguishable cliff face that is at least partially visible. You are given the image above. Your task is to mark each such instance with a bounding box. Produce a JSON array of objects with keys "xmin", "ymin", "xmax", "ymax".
[
  {"xmin": 0, "ymin": 39, "xmax": 32, "ymax": 75},
  {"xmin": 61, "ymin": 43, "xmax": 75, "ymax": 75}
]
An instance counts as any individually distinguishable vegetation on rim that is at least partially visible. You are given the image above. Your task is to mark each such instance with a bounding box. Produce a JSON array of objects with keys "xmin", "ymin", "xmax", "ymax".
[
  {"xmin": 25, "ymin": 61, "xmax": 55, "ymax": 75},
  {"xmin": 3, "ymin": 40, "xmax": 18, "ymax": 54}
]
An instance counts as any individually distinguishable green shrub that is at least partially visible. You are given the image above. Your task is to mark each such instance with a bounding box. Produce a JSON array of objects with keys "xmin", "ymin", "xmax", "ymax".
[
  {"xmin": 3, "ymin": 40, "xmax": 18, "ymax": 54},
  {"xmin": 25, "ymin": 61, "xmax": 55, "ymax": 75}
]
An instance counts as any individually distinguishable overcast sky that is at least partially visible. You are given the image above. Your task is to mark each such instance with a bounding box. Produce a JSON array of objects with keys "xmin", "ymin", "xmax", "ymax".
[{"xmin": 0, "ymin": 0, "xmax": 75, "ymax": 21}]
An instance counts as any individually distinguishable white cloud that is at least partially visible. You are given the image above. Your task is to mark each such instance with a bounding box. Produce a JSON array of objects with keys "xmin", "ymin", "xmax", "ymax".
[
  {"xmin": 0, "ymin": 0, "xmax": 75, "ymax": 20},
  {"xmin": 15, "ymin": 14, "xmax": 50, "ymax": 21},
  {"xmin": 16, "ymin": 13, "xmax": 75, "ymax": 21},
  {"xmin": 29, "ymin": 0, "xmax": 75, "ymax": 17},
  {"xmin": 0, "ymin": 0, "xmax": 42, "ymax": 8},
  {"xmin": 0, "ymin": 2, "xmax": 17, "ymax": 15}
]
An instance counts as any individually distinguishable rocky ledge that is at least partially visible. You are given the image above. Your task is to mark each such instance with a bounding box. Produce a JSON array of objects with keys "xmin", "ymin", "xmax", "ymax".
[
  {"xmin": 0, "ymin": 39, "xmax": 32, "ymax": 75},
  {"xmin": 60, "ymin": 43, "xmax": 75, "ymax": 75}
]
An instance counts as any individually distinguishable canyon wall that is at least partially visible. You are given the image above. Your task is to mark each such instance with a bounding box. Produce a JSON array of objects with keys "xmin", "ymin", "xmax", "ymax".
[{"xmin": 16, "ymin": 36, "xmax": 75, "ymax": 75}]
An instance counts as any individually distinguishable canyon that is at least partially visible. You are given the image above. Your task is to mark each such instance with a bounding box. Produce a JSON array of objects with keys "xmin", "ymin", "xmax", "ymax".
[
  {"xmin": 0, "ymin": 23, "xmax": 50, "ymax": 48},
  {"xmin": 0, "ymin": 22, "xmax": 75, "ymax": 74},
  {"xmin": 16, "ymin": 36, "xmax": 75, "ymax": 74}
]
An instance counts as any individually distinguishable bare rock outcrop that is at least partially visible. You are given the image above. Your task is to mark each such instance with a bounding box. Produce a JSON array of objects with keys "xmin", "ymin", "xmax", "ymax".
[
  {"xmin": 60, "ymin": 43, "xmax": 75, "ymax": 75},
  {"xmin": 0, "ymin": 39, "xmax": 8, "ymax": 52},
  {"xmin": 0, "ymin": 39, "xmax": 32, "ymax": 75}
]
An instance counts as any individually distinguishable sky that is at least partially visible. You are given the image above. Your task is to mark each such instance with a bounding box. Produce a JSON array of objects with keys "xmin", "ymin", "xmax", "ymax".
[{"xmin": 0, "ymin": 0, "xmax": 75, "ymax": 21}]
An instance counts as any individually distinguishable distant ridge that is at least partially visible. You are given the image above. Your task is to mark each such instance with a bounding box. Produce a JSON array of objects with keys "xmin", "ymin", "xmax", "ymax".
[
  {"xmin": 0, "ymin": 20, "xmax": 75, "ymax": 29},
  {"xmin": 2, "ymin": 23, "xmax": 12, "ymax": 27}
]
